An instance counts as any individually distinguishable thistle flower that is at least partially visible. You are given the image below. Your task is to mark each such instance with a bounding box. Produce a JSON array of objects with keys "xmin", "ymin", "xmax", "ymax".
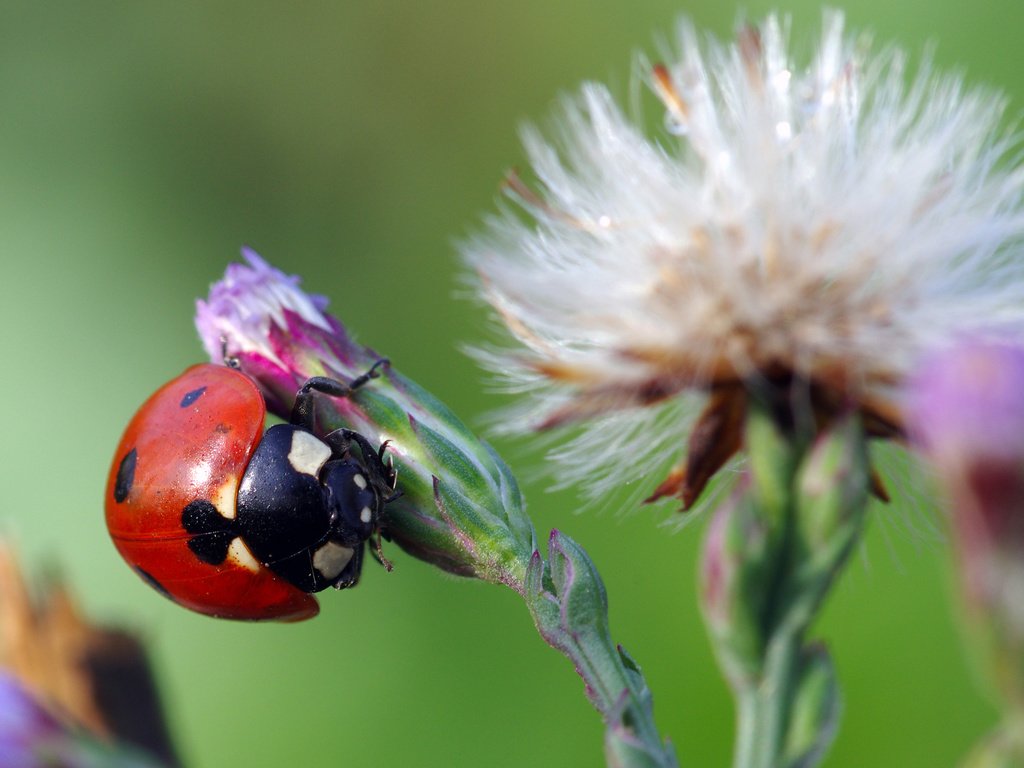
[
  {"xmin": 0, "ymin": 673, "xmax": 63, "ymax": 767},
  {"xmin": 465, "ymin": 11, "xmax": 1024, "ymax": 507},
  {"xmin": 0, "ymin": 673, "xmax": 165, "ymax": 768},
  {"xmin": 195, "ymin": 252, "xmax": 677, "ymax": 765},
  {"xmin": 197, "ymin": 248, "xmax": 534, "ymax": 581},
  {"xmin": 195, "ymin": 247, "xmax": 337, "ymax": 417},
  {"xmin": 908, "ymin": 341, "xmax": 1024, "ymax": 705}
]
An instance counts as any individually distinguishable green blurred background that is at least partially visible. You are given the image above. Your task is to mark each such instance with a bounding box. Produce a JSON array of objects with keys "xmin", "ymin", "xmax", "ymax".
[{"xmin": 2, "ymin": 1, "xmax": 1019, "ymax": 766}]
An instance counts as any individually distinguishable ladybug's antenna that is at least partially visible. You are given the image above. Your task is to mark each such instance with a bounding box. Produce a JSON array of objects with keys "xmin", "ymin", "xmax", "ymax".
[{"xmin": 372, "ymin": 530, "xmax": 393, "ymax": 572}]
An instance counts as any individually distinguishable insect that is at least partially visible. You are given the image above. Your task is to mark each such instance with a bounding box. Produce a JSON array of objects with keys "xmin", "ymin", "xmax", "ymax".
[{"xmin": 104, "ymin": 360, "xmax": 396, "ymax": 621}]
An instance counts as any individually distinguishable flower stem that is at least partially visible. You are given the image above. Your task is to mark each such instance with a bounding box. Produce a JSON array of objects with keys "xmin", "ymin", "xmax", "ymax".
[
  {"xmin": 522, "ymin": 531, "xmax": 678, "ymax": 768},
  {"xmin": 733, "ymin": 630, "xmax": 800, "ymax": 768},
  {"xmin": 703, "ymin": 402, "xmax": 868, "ymax": 768}
]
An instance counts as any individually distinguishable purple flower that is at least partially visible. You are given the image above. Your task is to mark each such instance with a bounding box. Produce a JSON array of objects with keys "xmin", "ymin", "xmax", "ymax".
[
  {"xmin": 196, "ymin": 250, "xmax": 536, "ymax": 583},
  {"xmin": 908, "ymin": 340, "xmax": 1024, "ymax": 705},
  {"xmin": 910, "ymin": 341, "xmax": 1024, "ymax": 466},
  {"xmin": 195, "ymin": 248, "xmax": 348, "ymax": 416},
  {"xmin": 195, "ymin": 250, "xmax": 674, "ymax": 766},
  {"xmin": 0, "ymin": 673, "xmax": 169, "ymax": 767},
  {"xmin": 0, "ymin": 673, "xmax": 62, "ymax": 768},
  {"xmin": 196, "ymin": 247, "xmax": 332, "ymax": 361},
  {"xmin": 909, "ymin": 341, "xmax": 1024, "ymax": 613}
]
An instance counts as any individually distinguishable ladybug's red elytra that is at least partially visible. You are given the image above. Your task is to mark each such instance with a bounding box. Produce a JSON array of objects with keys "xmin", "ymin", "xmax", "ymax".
[{"xmin": 104, "ymin": 361, "xmax": 395, "ymax": 621}]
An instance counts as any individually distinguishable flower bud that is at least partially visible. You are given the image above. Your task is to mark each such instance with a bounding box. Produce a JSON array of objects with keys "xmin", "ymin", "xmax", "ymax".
[
  {"xmin": 0, "ymin": 673, "xmax": 165, "ymax": 768},
  {"xmin": 700, "ymin": 399, "xmax": 811, "ymax": 686},
  {"xmin": 794, "ymin": 414, "xmax": 868, "ymax": 553},
  {"xmin": 196, "ymin": 250, "xmax": 536, "ymax": 583},
  {"xmin": 701, "ymin": 401, "xmax": 870, "ymax": 698},
  {"xmin": 525, "ymin": 530, "xmax": 612, "ymax": 665},
  {"xmin": 961, "ymin": 718, "xmax": 1024, "ymax": 768},
  {"xmin": 784, "ymin": 413, "xmax": 869, "ymax": 627},
  {"xmin": 196, "ymin": 253, "xmax": 677, "ymax": 763},
  {"xmin": 0, "ymin": 673, "xmax": 62, "ymax": 766},
  {"xmin": 908, "ymin": 340, "xmax": 1024, "ymax": 708},
  {"xmin": 699, "ymin": 476, "xmax": 778, "ymax": 687}
]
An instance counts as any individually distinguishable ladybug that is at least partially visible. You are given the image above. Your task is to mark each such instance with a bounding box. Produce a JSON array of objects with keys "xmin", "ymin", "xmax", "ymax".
[{"xmin": 104, "ymin": 360, "xmax": 396, "ymax": 621}]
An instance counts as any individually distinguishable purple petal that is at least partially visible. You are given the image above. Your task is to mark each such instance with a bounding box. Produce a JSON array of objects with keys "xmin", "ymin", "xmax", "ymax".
[
  {"xmin": 909, "ymin": 341, "xmax": 1024, "ymax": 462},
  {"xmin": 195, "ymin": 248, "xmax": 332, "ymax": 363},
  {"xmin": 0, "ymin": 673, "xmax": 62, "ymax": 763},
  {"xmin": 907, "ymin": 340, "xmax": 1024, "ymax": 617}
]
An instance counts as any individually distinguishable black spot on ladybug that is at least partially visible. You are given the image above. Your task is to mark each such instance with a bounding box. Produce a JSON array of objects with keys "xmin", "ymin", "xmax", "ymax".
[
  {"xmin": 214, "ymin": 423, "xmax": 231, "ymax": 434},
  {"xmin": 180, "ymin": 386, "xmax": 207, "ymax": 408},
  {"xmin": 182, "ymin": 499, "xmax": 232, "ymax": 533},
  {"xmin": 187, "ymin": 534, "xmax": 236, "ymax": 565},
  {"xmin": 133, "ymin": 565, "xmax": 172, "ymax": 599},
  {"xmin": 113, "ymin": 448, "xmax": 137, "ymax": 503},
  {"xmin": 182, "ymin": 499, "xmax": 237, "ymax": 565}
]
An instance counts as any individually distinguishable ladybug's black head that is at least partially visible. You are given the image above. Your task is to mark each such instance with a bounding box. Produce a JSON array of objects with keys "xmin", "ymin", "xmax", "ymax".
[{"xmin": 322, "ymin": 459, "xmax": 384, "ymax": 544}]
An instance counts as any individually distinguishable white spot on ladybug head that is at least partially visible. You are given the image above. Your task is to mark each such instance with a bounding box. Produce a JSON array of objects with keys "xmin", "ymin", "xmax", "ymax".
[
  {"xmin": 353, "ymin": 473, "xmax": 367, "ymax": 490},
  {"xmin": 288, "ymin": 430, "xmax": 332, "ymax": 477},
  {"xmin": 360, "ymin": 506, "xmax": 373, "ymax": 525},
  {"xmin": 211, "ymin": 476, "xmax": 238, "ymax": 520},
  {"xmin": 227, "ymin": 537, "xmax": 261, "ymax": 573},
  {"xmin": 313, "ymin": 541, "xmax": 354, "ymax": 581}
]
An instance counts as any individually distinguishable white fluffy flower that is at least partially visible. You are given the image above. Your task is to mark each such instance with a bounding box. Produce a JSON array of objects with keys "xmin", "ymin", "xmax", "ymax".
[{"xmin": 465, "ymin": 12, "xmax": 1024, "ymax": 506}]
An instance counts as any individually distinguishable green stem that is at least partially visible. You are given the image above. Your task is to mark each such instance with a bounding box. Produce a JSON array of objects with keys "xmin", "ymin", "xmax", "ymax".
[
  {"xmin": 708, "ymin": 406, "xmax": 869, "ymax": 768},
  {"xmin": 734, "ymin": 692, "xmax": 760, "ymax": 768},
  {"xmin": 734, "ymin": 630, "xmax": 802, "ymax": 768},
  {"xmin": 522, "ymin": 531, "xmax": 678, "ymax": 768}
]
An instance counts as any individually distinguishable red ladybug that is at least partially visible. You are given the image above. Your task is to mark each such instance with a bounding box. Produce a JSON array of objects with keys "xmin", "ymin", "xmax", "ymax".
[{"xmin": 104, "ymin": 361, "xmax": 395, "ymax": 621}]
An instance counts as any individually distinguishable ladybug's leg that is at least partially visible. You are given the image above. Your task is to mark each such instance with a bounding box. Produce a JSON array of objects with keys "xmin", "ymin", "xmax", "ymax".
[
  {"xmin": 347, "ymin": 358, "xmax": 390, "ymax": 390},
  {"xmin": 322, "ymin": 428, "xmax": 394, "ymax": 492},
  {"xmin": 290, "ymin": 358, "xmax": 390, "ymax": 428},
  {"xmin": 220, "ymin": 336, "xmax": 241, "ymax": 369}
]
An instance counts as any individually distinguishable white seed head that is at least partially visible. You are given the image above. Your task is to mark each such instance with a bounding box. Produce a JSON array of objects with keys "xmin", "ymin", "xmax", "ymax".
[{"xmin": 465, "ymin": 12, "xmax": 1024, "ymax": 499}]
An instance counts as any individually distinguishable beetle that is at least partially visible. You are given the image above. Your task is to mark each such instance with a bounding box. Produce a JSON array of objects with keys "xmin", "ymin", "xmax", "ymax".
[{"xmin": 104, "ymin": 360, "xmax": 395, "ymax": 621}]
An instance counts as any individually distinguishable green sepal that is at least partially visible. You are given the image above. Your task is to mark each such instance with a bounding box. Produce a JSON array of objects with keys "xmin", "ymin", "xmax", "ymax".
[
  {"xmin": 431, "ymin": 476, "xmax": 533, "ymax": 588},
  {"xmin": 524, "ymin": 531, "xmax": 613, "ymax": 690},
  {"xmin": 783, "ymin": 413, "xmax": 870, "ymax": 632},
  {"xmin": 702, "ymin": 486, "xmax": 777, "ymax": 686},
  {"xmin": 782, "ymin": 644, "xmax": 841, "ymax": 768},
  {"xmin": 605, "ymin": 645, "xmax": 678, "ymax": 768},
  {"xmin": 311, "ymin": 362, "xmax": 535, "ymax": 580},
  {"xmin": 40, "ymin": 733, "xmax": 169, "ymax": 768},
  {"xmin": 745, "ymin": 396, "xmax": 804, "ymax": 525}
]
